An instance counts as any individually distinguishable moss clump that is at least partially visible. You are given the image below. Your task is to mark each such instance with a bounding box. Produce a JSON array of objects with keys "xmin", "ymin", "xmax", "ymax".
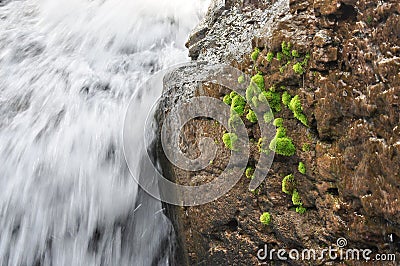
[
  {"xmin": 288, "ymin": 95, "xmax": 308, "ymax": 126},
  {"xmin": 273, "ymin": 118, "xmax": 284, "ymax": 128},
  {"xmin": 252, "ymin": 96, "xmax": 260, "ymax": 108},
  {"xmin": 291, "ymin": 50, "xmax": 300, "ymax": 58},
  {"xmin": 263, "ymin": 90, "xmax": 281, "ymax": 113},
  {"xmin": 269, "ymin": 117, "xmax": 296, "ymax": 156},
  {"xmin": 302, "ymin": 143, "xmax": 310, "ymax": 152},
  {"xmin": 293, "ymin": 62, "xmax": 304, "ymax": 75},
  {"xmin": 282, "ymin": 174, "xmax": 295, "ymax": 194},
  {"xmin": 266, "ymin": 52, "xmax": 274, "ymax": 62},
  {"xmin": 222, "ymin": 133, "xmax": 238, "ymax": 150},
  {"xmin": 281, "ymin": 41, "xmax": 292, "ymax": 57},
  {"xmin": 238, "ymin": 75, "xmax": 245, "ymax": 84},
  {"xmin": 228, "ymin": 114, "xmax": 241, "ymax": 130},
  {"xmin": 260, "ymin": 212, "xmax": 271, "ymax": 225},
  {"xmin": 282, "ymin": 91, "xmax": 292, "ymax": 106},
  {"xmin": 268, "ymin": 85, "xmax": 276, "ymax": 92},
  {"xmin": 231, "ymin": 95, "xmax": 246, "ymax": 116},
  {"xmin": 245, "ymin": 167, "xmax": 255, "ymax": 179},
  {"xmin": 223, "ymin": 94, "xmax": 232, "ymax": 105},
  {"xmin": 269, "ymin": 137, "xmax": 296, "ymax": 156},
  {"xmin": 258, "ymin": 92, "xmax": 267, "ymax": 103},
  {"xmin": 276, "ymin": 127, "xmax": 286, "ymax": 138},
  {"xmin": 246, "ymin": 85, "xmax": 255, "ymax": 102},
  {"xmin": 263, "ymin": 111, "xmax": 274, "ymax": 123},
  {"xmin": 276, "ymin": 52, "xmax": 283, "ymax": 61},
  {"xmin": 257, "ymin": 138, "xmax": 270, "ymax": 154},
  {"xmin": 246, "ymin": 110, "xmax": 258, "ymax": 123},
  {"xmin": 230, "ymin": 91, "xmax": 238, "ymax": 99},
  {"xmin": 251, "ymin": 73, "xmax": 265, "ymax": 90},
  {"xmin": 251, "ymin": 47, "xmax": 260, "ymax": 61},
  {"xmin": 298, "ymin": 162, "xmax": 306, "ymax": 175},
  {"xmin": 296, "ymin": 206, "xmax": 306, "ymax": 214},
  {"xmin": 292, "ymin": 189, "xmax": 302, "ymax": 205}
]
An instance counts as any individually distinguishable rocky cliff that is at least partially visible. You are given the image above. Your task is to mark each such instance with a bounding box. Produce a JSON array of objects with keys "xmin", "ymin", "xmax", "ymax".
[{"xmin": 160, "ymin": 0, "xmax": 400, "ymax": 264}]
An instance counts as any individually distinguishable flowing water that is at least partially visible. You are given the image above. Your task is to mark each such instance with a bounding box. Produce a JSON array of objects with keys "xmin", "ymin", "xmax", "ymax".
[{"xmin": 0, "ymin": 0, "xmax": 209, "ymax": 265}]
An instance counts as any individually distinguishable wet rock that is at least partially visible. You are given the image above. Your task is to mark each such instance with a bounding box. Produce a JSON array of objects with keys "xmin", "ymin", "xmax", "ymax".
[
  {"xmin": 314, "ymin": 0, "xmax": 341, "ymax": 15},
  {"xmin": 313, "ymin": 30, "xmax": 333, "ymax": 47},
  {"xmin": 163, "ymin": 0, "xmax": 400, "ymax": 264},
  {"xmin": 313, "ymin": 46, "xmax": 338, "ymax": 62}
]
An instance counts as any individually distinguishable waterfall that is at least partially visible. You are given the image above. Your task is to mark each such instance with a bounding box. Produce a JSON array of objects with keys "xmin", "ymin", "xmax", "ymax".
[{"xmin": 0, "ymin": 0, "xmax": 209, "ymax": 265}]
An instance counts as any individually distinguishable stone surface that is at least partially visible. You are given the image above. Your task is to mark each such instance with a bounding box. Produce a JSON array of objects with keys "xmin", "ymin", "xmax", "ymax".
[{"xmin": 160, "ymin": 0, "xmax": 400, "ymax": 264}]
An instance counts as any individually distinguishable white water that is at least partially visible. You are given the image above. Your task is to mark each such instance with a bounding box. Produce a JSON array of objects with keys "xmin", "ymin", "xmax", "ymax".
[{"xmin": 0, "ymin": 0, "xmax": 208, "ymax": 265}]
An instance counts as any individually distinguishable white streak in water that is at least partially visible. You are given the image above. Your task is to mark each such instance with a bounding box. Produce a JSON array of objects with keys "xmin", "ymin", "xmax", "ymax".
[{"xmin": 0, "ymin": 0, "xmax": 210, "ymax": 265}]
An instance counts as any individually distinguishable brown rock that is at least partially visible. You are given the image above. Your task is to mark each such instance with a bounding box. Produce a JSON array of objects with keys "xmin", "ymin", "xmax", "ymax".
[
  {"xmin": 314, "ymin": 0, "xmax": 341, "ymax": 15},
  {"xmin": 313, "ymin": 30, "xmax": 333, "ymax": 47},
  {"xmin": 313, "ymin": 46, "xmax": 338, "ymax": 62},
  {"xmin": 161, "ymin": 0, "xmax": 400, "ymax": 264}
]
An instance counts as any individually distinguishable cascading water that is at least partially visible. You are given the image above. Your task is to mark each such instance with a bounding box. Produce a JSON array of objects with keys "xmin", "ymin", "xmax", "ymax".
[{"xmin": 0, "ymin": 0, "xmax": 209, "ymax": 265}]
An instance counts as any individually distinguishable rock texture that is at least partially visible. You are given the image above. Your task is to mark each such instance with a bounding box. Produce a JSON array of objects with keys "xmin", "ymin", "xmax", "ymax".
[{"xmin": 160, "ymin": 0, "xmax": 400, "ymax": 264}]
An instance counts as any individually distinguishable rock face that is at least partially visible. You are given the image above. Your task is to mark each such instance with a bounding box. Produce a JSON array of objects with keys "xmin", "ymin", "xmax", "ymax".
[{"xmin": 160, "ymin": 0, "xmax": 400, "ymax": 264}]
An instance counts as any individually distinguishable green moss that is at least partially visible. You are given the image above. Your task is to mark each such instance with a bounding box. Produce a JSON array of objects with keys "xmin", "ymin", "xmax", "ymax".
[
  {"xmin": 279, "ymin": 66, "xmax": 285, "ymax": 73},
  {"xmin": 251, "ymin": 47, "xmax": 260, "ymax": 61},
  {"xmin": 302, "ymin": 143, "xmax": 310, "ymax": 152},
  {"xmin": 302, "ymin": 58, "xmax": 309, "ymax": 67},
  {"xmin": 292, "ymin": 189, "xmax": 302, "ymax": 205},
  {"xmin": 246, "ymin": 110, "xmax": 258, "ymax": 123},
  {"xmin": 260, "ymin": 212, "xmax": 271, "ymax": 225},
  {"xmin": 282, "ymin": 174, "xmax": 295, "ymax": 195},
  {"xmin": 245, "ymin": 166, "xmax": 255, "ymax": 179},
  {"xmin": 269, "ymin": 85, "xmax": 277, "ymax": 92},
  {"xmin": 291, "ymin": 50, "xmax": 300, "ymax": 58},
  {"xmin": 296, "ymin": 205, "xmax": 307, "ymax": 214},
  {"xmin": 251, "ymin": 73, "xmax": 265, "ymax": 90},
  {"xmin": 298, "ymin": 162, "xmax": 306, "ymax": 175},
  {"xmin": 273, "ymin": 118, "xmax": 284, "ymax": 128},
  {"xmin": 282, "ymin": 91, "xmax": 292, "ymax": 106},
  {"xmin": 231, "ymin": 95, "xmax": 246, "ymax": 116},
  {"xmin": 263, "ymin": 112, "xmax": 274, "ymax": 123},
  {"xmin": 222, "ymin": 133, "xmax": 238, "ymax": 151},
  {"xmin": 269, "ymin": 137, "xmax": 296, "ymax": 156},
  {"xmin": 276, "ymin": 52, "xmax": 283, "ymax": 61},
  {"xmin": 246, "ymin": 85, "xmax": 254, "ymax": 102},
  {"xmin": 288, "ymin": 95, "xmax": 308, "ymax": 126},
  {"xmin": 223, "ymin": 94, "xmax": 232, "ymax": 105},
  {"xmin": 252, "ymin": 96, "xmax": 260, "ymax": 108},
  {"xmin": 276, "ymin": 127, "xmax": 286, "ymax": 138},
  {"xmin": 230, "ymin": 91, "xmax": 238, "ymax": 99},
  {"xmin": 257, "ymin": 138, "xmax": 269, "ymax": 154},
  {"xmin": 238, "ymin": 75, "xmax": 245, "ymax": 84},
  {"xmin": 258, "ymin": 92, "xmax": 267, "ymax": 103},
  {"xmin": 293, "ymin": 62, "xmax": 304, "ymax": 75},
  {"xmin": 263, "ymin": 90, "xmax": 281, "ymax": 113},
  {"xmin": 281, "ymin": 41, "xmax": 292, "ymax": 57},
  {"xmin": 228, "ymin": 114, "xmax": 241, "ymax": 130},
  {"xmin": 266, "ymin": 51, "xmax": 274, "ymax": 62}
]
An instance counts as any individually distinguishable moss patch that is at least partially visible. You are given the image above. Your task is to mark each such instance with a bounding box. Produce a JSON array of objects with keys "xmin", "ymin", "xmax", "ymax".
[
  {"xmin": 222, "ymin": 133, "xmax": 238, "ymax": 151},
  {"xmin": 260, "ymin": 212, "xmax": 271, "ymax": 225}
]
